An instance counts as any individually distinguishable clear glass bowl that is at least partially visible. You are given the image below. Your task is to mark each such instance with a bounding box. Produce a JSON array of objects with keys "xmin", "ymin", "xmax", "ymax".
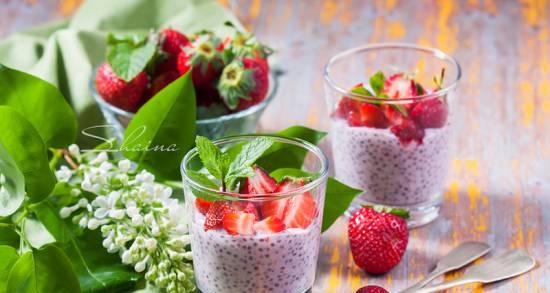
[
  {"xmin": 90, "ymin": 70, "xmax": 280, "ymax": 141},
  {"xmin": 181, "ymin": 135, "xmax": 329, "ymax": 293},
  {"xmin": 323, "ymin": 43, "xmax": 461, "ymax": 227}
]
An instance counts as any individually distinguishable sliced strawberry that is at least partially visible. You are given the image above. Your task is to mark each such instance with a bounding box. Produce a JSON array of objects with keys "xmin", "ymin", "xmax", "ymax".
[
  {"xmin": 232, "ymin": 201, "xmax": 261, "ymax": 221},
  {"xmin": 254, "ymin": 216, "xmax": 286, "ymax": 234},
  {"xmin": 383, "ymin": 73, "xmax": 417, "ymax": 99},
  {"xmin": 196, "ymin": 198, "xmax": 213, "ymax": 215},
  {"xmin": 347, "ymin": 110, "xmax": 363, "ymax": 127},
  {"xmin": 222, "ymin": 211, "xmax": 255, "ymax": 235},
  {"xmin": 245, "ymin": 166, "xmax": 278, "ymax": 194},
  {"xmin": 283, "ymin": 191, "xmax": 317, "ymax": 229},
  {"xmin": 358, "ymin": 103, "xmax": 389, "ymax": 128},
  {"xmin": 382, "ymin": 104, "xmax": 408, "ymax": 125},
  {"xmin": 334, "ymin": 97, "xmax": 359, "ymax": 119},
  {"xmin": 204, "ymin": 201, "xmax": 234, "ymax": 231},
  {"xmin": 260, "ymin": 178, "xmax": 300, "ymax": 220},
  {"xmin": 390, "ymin": 119, "xmax": 425, "ymax": 145},
  {"xmin": 410, "ymin": 98, "xmax": 448, "ymax": 128},
  {"xmin": 243, "ymin": 202, "xmax": 261, "ymax": 221}
]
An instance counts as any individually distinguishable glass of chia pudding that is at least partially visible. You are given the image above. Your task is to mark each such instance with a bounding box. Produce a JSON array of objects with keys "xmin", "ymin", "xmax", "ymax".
[
  {"xmin": 181, "ymin": 135, "xmax": 329, "ymax": 293},
  {"xmin": 323, "ymin": 43, "xmax": 461, "ymax": 227}
]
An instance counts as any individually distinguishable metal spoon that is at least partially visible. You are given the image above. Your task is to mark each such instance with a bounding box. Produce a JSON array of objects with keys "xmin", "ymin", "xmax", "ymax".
[
  {"xmin": 410, "ymin": 249, "xmax": 536, "ymax": 293},
  {"xmin": 400, "ymin": 241, "xmax": 491, "ymax": 292}
]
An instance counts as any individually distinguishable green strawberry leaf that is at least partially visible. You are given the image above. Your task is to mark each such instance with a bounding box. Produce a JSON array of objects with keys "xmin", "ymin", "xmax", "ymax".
[
  {"xmin": 369, "ymin": 71, "xmax": 385, "ymax": 96},
  {"xmin": 122, "ymin": 72, "xmax": 196, "ymax": 181},
  {"xmin": 225, "ymin": 137, "xmax": 274, "ymax": 190},
  {"xmin": 0, "ymin": 141, "xmax": 25, "ymax": 217},
  {"xmin": 0, "ymin": 65, "xmax": 77, "ymax": 148},
  {"xmin": 322, "ymin": 177, "xmax": 362, "ymax": 232},
  {"xmin": 0, "ymin": 106, "xmax": 57, "ymax": 203},
  {"xmin": 7, "ymin": 245, "xmax": 82, "ymax": 293},
  {"xmin": 255, "ymin": 126, "xmax": 327, "ymax": 172},
  {"xmin": 371, "ymin": 205, "xmax": 410, "ymax": 219},
  {"xmin": 415, "ymin": 82, "xmax": 425, "ymax": 95},
  {"xmin": 107, "ymin": 33, "xmax": 158, "ymax": 81}
]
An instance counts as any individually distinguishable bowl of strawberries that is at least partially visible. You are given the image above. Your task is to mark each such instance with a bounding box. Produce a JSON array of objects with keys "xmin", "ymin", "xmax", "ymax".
[{"xmin": 91, "ymin": 26, "xmax": 277, "ymax": 140}]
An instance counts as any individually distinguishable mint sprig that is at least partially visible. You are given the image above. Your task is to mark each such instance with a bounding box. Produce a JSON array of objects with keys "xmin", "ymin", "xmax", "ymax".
[
  {"xmin": 194, "ymin": 136, "xmax": 274, "ymax": 192},
  {"xmin": 355, "ymin": 70, "xmax": 410, "ymax": 117}
]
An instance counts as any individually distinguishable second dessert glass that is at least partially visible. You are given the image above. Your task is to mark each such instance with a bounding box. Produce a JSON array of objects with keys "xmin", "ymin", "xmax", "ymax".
[
  {"xmin": 181, "ymin": 135, "xmax": 329, "ymax": 293},
  {"xmin": 323, "ymin": 43, "xmax": 461, "ymax": 227}
]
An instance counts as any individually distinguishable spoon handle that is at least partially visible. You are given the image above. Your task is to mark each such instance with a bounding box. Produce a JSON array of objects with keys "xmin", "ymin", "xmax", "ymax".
[
  {"xmin": 399, "ymin": 267, "xmax": 445, "ymax": 292},
  {"xmin": 411, "ymin": 277, "xmax": 477, "ymax": 293}
]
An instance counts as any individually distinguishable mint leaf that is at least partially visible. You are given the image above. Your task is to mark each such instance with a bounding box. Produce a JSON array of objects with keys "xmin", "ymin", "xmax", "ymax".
[
  {"xmin": 225, "ymin": 137, "xmax": 274, "ymax": 190},
  {"xmin": 186, "ymin": 170, "xmax": 219, "ymax": 189},
  {"xmin": 393, "ymin": 104, "xmax": 409, "ymax": 117},
  {"xmin": 350, "ymin": 85, "xmax": 374, "ymax": 97},
  {"xmin": 195, "ymin": 136, "xmax": 230, "ymax": 181},
  {"xmin": 107, "ymin": 34, "xmax": 158, "ymax": 81},
  {"xmin": 415, "ymin": 82, "xmax": 425, "ymax": 95},
  {"xmin": 369, "ymin": 71, "xmax": 385, "ymax": 96}
]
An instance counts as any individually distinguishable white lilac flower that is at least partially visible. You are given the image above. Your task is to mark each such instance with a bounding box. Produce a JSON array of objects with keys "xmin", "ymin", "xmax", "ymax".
[
  {"xmin": 56, "ymin": 150, "xmax": 195, "ymax": 293},
  {"xmin": 55, "ymin": 166, "xmax": 73, "ymax": 182}
]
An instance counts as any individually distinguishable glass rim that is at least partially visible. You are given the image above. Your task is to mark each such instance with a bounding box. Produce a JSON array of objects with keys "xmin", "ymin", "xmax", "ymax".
[
  {"xmin": 323, "ymin": 43, "xmax": 462, "ymax": 104},
  {"xmin": 89, "ymin": 69, "xmax": 279, "ymax": 124},
  {"xmin": 180, "ymin": 134, "xmax": 330, "ymax": 201}
]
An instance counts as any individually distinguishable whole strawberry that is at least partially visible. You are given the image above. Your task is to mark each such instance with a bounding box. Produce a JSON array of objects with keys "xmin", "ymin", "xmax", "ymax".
[
  {"xmin": 160, "ymin": 28, "xmax": 190, "ymax": 55},
  {"xmin": 348, "ymin": 206, "xmax": 409, "ymax": 274},
  {"xmin": 410, "ymin": 97, "xmax": 448, "ymax": 128},
  {"xmin": 95, "ymin": 62, "xmax": 148, "ymax": 112},
  {"xmin": 356, "ymin": 285, "xmax": 390, "ymax": 293},
  {"xmin": 217, "ymin": 56, "xmax": 269, "ymax": 111},
  {"xmin": 177, "ymin": 34, "xmax": 224, "ymax": 89}
]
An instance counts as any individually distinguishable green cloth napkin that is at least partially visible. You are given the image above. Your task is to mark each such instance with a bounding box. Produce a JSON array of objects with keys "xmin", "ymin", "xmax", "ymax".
[{"xmin": 0, "ymin": 0, "xmax": 243, "ymax": 146}]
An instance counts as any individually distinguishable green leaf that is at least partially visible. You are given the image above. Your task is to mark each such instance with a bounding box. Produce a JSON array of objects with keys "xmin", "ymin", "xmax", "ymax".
[
  {"xmin": 225, "ymin": 137, "xmax": 274, "ymax": 190},
  {"xmin": 255, "ymin": 126, "xmax": 327, "ymax": 172},
  {"xmin": 393, "ymin": 104, "xmax": 409, "ymax": 117},
  {"xmin": 322, "ymin": 177, "xmax": 362, "ymax": 232},
  {"xmin": 22, "ymin": 217, "xmax": 56, "ymax": 249},
  {"xmin": 7, "ymin": 245, "xmax": 81, "ymax": 293},
  {"xmin": 0, "ymin": 65, "xmax": 77, "ymax": 148},
  {"xmin": 195, "ymin": 136, "xmax": 229, "ymax": 180},
  {"xmin": 0, "ymin": 245, "xmax": 19, "ymax": 293},
  {"xmin": 107, "ymin": 35, "xmax": 158, "ymax": 81},
  {"xmin": 121, "ymin": 73, "xmax": 196, "ymax": 180},
  {"xmin": 0, "ymin": 142, "xmax": 25, "ymax": 217},
  {"xmin": 0, "ymin": 107, "xmax": 56, "ymax": 202},
  {"xmin": 59, "ymin": 230, "xmax": 140, "ymax": 293},
  {"xmin": 371, "ymin": 205, "xmax": 410, "ymax": 219},
  {"xmin": 29, "ymin": 201, "xmax": 70, "ymax": 243},
  {"xmin": 269, "ymin": 168, "xmax": 317, "ymax": 182},
  {"xmin": 369, "ymin": 71, "xmax": 385, "ymax": 96},
  {"xmin": 350, "ymin": 84, "xmax": 374, "ymax": 97},
  {"xmin": 0, "ymin": 224, "xmax": 19, "ymax": 248}
]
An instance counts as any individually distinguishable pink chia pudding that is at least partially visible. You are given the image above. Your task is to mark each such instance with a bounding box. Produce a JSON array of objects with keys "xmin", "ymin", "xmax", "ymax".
[
  {"xmin": 191, "ymin": 213, "xmax": 321, "ymax": 293},
  {"xmin": 331, "ymin": 119, "xmax": 451, "ymax": 206}
]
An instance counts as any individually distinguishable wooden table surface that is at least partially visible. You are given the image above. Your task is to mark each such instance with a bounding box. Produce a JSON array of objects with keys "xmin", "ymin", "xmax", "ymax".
[{"xmin": 2, "ymin": 0, "xmax": 550, "ymax": 292}]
